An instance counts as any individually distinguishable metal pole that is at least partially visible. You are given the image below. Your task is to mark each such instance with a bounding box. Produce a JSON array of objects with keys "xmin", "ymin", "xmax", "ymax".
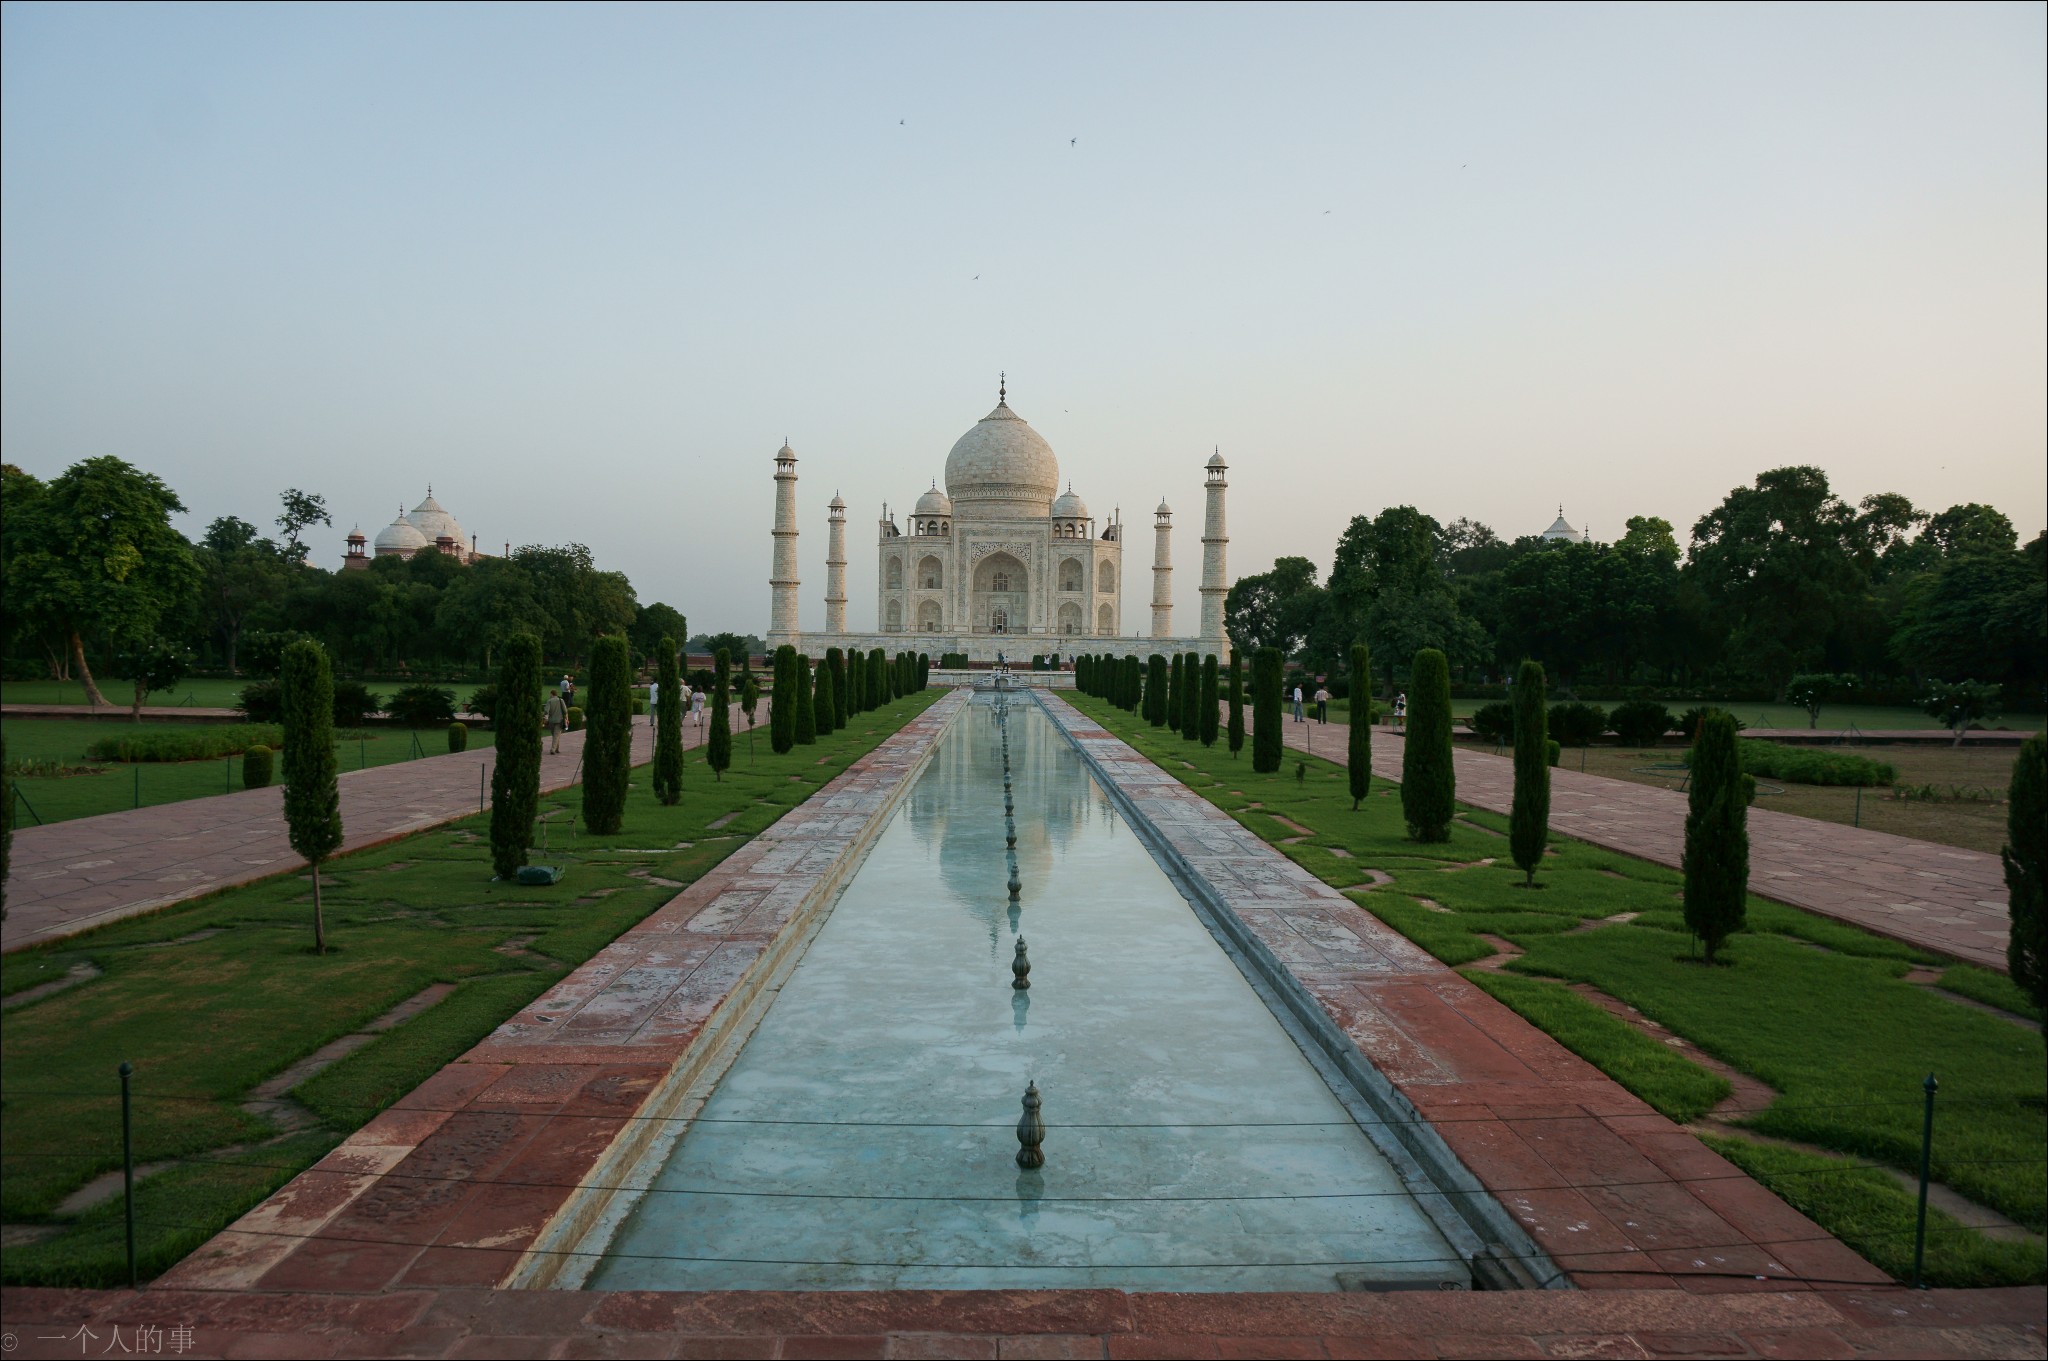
[
  {"xmin": 1913, "ymin": 1072, "xmax": 1937, "ymax": 1288},
  {"xmin": 119, "ymin": 1060, "xmax": 136, "ymax": 1289},
  {"xmin": 479, "ymin": 764, "xmax": 486, "ymax": 813},
  {"xmin": 1854, "ymin": 785, "xmax": 1862, "ymax": 828},
  {"xmin": 134, "ymin": 764, "xmax": 141, "ymax": 809}
]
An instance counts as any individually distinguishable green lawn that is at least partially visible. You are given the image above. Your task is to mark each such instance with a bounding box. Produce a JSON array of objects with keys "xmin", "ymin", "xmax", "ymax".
[
  {"xmin": 2, "ymin": 719, "xmax": 498, "ymax": 825},
  {"xmin": 1324, "ymin": 697, "xmax": 2044, "ymax": 733},
  {"xmin": 5, "ymin": 676, "xmax": 264, "ymax": 708},
  {"xmin": 1071, "ymin": 695, "xmax": 2046, "ymax": 1287},
  {"xmin": 0, "ymin": 690, "xmax": 939, "ymax": 1287}
]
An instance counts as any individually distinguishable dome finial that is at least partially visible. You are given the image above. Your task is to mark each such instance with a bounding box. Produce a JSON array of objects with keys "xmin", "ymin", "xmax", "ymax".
[{"xmin": 998, "ymin": 371, "xmax": 1007, "ymax": 405}]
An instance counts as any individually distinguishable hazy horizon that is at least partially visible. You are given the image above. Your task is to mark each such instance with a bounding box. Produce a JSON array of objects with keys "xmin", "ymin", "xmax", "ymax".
[{"xmin": 4, "ymin": 2, "xmax": 2042, "ymax": 633}]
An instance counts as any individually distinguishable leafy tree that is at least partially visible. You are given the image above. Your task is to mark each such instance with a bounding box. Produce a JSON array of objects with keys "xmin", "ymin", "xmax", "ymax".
[
  {"xmin": 691, "ymin": 631, "xmax": 762, "ymax": 665},
  {"xmin": 630, "ymin": 603, "xmax": 688, "ymax": 664},
  {"xmin": 1400, "ymin": 649, "xmax": 1454, "ymax": 841},
  {"xmin": 1891, "ymin": 539, "xmax": 2042, "ymax": 689},
  {"xmin": 1682, "ymin": 710, "xmax": 1749, "ymax": 963},
  {"xmin": 708, "ymin": 649, "xmax": 734, "ymax": 782},
  {"xmin": 2004, "ymin": 734, "xmax": 2046, "ymax": 1010},
  {"xmin": 197, "ymin": 518, "xmax": 289, "ymax": 675},
  {"xmin": 1225, "ymin": 556, "xmax": 1322, "ymax": 657},
  {"xmin": 1146, "ymin": 655, "xmax": 1168, "ymax": 726},
  {"xmin": 1783, "ymin": 673, "xmax": 1852, "ymax": 729},
  {"xmin": 770, "ymin": 646, "xmax": 797, "ymax": 754},
  {"xmin": 1346, "ymin": 643, "xmax": 1372, "ymax": 808},
  {"xmin": 1921, "ymin": 679, "xmax": 2001, "ymax": 746},
  {"xmin": 1510, "ymin": 658, "xmax": 1549, "ymax": 886},
  {"xmin": 4, "ymin": 457, "xmax": 200, "ymax": 706},
  {"xmin": 738, "ymin": 671, "xmax": 760, "ymax": 760},
  {"xmin": 428, "ymin": 556, "xmax": 544, "ymax": 673},
  {"xmin": 1199, "ymin": 654, "xmax": 1219, "ymax": 747},
  {"xmin": 581, "ymin": 635, "xmax": 632, "ymax": 835},
  {"xmin": 512, "ymin": 544, "xmax": 638, "ymax": 664},
  {"xmin": 1227, "ymin": 654, "xmax": 1245, "ymax": 757},
  {"xmin": 1251, "ymin": 647, "xmax": 1283, "ymax": 773},
  {"xmin": 653, "ymin": 636, "xmax": 683, "ymax": 805},
  {"xmin": 110, "ymin": 637, "xmax": 189, "ymax": 721},
  {"xmin": 280, "ymin": 640, "xmax": 343, "ymax": 953},
  {"xmin": 489, "ymin": 633, "xmax": 544, "ymax": 879},
  {"xmin": 275, "ymin": 488, "xmax": 332, "ymax": 564}
]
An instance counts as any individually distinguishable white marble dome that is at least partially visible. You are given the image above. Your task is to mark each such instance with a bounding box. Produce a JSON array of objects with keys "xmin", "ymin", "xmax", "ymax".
[
  {"xmin": 374, "ymin": 513, "xmax": 429, "ymax": 555},
  {"xmin": 406, "ymin": 492, "xmax": 465, "ymax": 546},
  {"xmin": 944, "ymin": 399, "xmax": 1059, "ymax": 517},
  {"xmin": 1050, "ymin": 485, "xmax": 1089, "ymax": 520},
  {"xmin": 914, "ymin": 484, "xmax": 953, "ymax": 517}
]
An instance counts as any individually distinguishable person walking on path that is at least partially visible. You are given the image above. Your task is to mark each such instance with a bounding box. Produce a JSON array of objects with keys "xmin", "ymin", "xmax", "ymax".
[
  {"xmin": 1393, "ymin": 692, "xmax": 1407, "ymax": 733},
  {"xmin": 545, "ymin": 689, "xmax": 568, "ymax": 754},
  {"xmin": 647, "ymin": 680, "xmax": 659, "ymax": 728},
  {"xmin": 1291, "ymin": 683, "xmax": 1306, "ymax": 723},
  {"xmin": 560, "ymin": 673, "xmax": 575, "ymax": 706},
  {"xmin": 1314, "ymin": 682, "xmax": 1330, "ymax": 724},
  {"xmin": 691, "ymin": 686, "xmax": 706, "ymax": 727}
]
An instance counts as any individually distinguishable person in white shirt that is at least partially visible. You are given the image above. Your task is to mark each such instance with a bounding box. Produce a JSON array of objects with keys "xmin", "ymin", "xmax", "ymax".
[
  {"xmin": 647, "ymin": 680, "xmax": 659, "ymax": 727},
  {"xmin": 1291, "ymin": 684, "xmax": 1305, "ymax": 723}
]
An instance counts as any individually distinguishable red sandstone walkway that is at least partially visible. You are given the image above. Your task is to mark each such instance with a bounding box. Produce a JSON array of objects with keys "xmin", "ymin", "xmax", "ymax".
[
  {"xmin": 2, "ymin": 1282, "xmax": 2041, "ymax": 1358},
  {"xmin": 1257, "ymin": 711, "xmax": 2011, "ymax": 971},
  {"xmin": 1, "ymin": 707, "xmax": 746, "ymax": 954}
]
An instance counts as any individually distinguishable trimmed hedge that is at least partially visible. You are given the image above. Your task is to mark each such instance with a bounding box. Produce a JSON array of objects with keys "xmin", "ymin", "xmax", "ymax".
[{"xmin": 86, "ymin": 725, "xmax": 284, "ymax": 763}]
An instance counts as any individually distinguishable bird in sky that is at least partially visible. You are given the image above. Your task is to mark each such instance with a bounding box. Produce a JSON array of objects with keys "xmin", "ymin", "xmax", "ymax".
[
  {"xmin": 973, "ymin": 275, "xmax": 979, "ymax": 280},
  {"xmin": 1323, "ymin": 210, "xmax": 1331, "ymax": 214},
  {"xmin": 1070, "ymin": 138, "xmax": 1078, "ymax": 147}
]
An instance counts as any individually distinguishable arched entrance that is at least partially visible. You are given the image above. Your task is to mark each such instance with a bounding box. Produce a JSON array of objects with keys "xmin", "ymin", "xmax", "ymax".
[{"xmin": 973, "ymin": 551, "xmax": 1028, "ymax": 635}]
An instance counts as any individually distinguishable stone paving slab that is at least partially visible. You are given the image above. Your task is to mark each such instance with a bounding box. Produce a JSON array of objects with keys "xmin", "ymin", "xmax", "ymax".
[
  {"xmin": 2, "ymin": 1283, "xmax": 2039, "ymax": 1357},
  {"xmin": 1253, "ymin": 710, "xmax": 2012, "ymax": 971},
  {"xmin": 1, "ymin": 707, "xmax": 748, "ymax": 954},
  {"xmin": 153, "ymin": 693, "xmax": 967, "ymax": 1297},
  {"xmin": 1041, "ymin": 696, "xmax": 1883, "ymax": 1295}
]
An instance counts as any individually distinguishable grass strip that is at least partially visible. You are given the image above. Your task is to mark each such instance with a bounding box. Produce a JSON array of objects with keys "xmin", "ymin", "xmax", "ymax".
[
  {"xmin": 1937, "ymin": 963, "xmax": 2045, "ymax": 1024},
  {"xmin": 1462, "ymin": 968, "xmax": 1731, "ymax": 1122},
  {"xmin": 1700, "ymin": 1135, "xmax": 2046, "ymax": 1289}
]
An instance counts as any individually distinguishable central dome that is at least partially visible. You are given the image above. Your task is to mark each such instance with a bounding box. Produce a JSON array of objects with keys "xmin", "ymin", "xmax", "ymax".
[{"xmin": 943, "ymin": 398, "xmax": 1059, "ymax": 518}]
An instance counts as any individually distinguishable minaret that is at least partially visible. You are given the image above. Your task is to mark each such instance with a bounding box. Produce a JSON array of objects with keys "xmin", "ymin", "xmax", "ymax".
[
  {"xmin": 1200, "ymin": 449, "xmax": 1229, "ymax": 644},
  {"xmin": 768, "ymin": 440, "xmax": 800, "ymax": 647},
  {"xmin": 1150, "ymin": 499, "xmax": 1174, "ymax": 639},
  {"xmin": 824, "ymin": 493, "xmax": 848, "ymax": 634}
]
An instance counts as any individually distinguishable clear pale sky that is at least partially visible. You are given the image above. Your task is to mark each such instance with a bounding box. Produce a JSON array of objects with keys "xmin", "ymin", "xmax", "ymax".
[{"xmin": 4, "ymin": 2, "xmax": 2042, "ymax": 635}]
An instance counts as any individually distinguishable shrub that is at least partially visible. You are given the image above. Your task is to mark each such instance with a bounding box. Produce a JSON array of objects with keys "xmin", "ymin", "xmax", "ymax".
[
  {"xmin": 86, "ymin": 725, "xmax": 284, "ymax": 763},
  {"xmin": 331, "ymin": 680, "xmax": 380, "ymax": 727},
  {"xmin": 1784, "ymin": 672, "xmax": 1851, "ymax": 730},
  {"xmin": 242, "ymin": 744, "xmax": 273, "ymax": 790},
  {"xmin": 1923, "ymin": 679, "xmax": 2002, "ymax": 745},
  {"xmin": 489, "ymin": 634, "xmax": 544, "ymax": 880},
  {"xmin": 653, "ymin": 636, "xmax": 683, "ymax": 807},
  {"xmin": 1510, "ymin": 659, "xmax": 1549, "ymax": 887},
  {"xmin": 236, "ymin": 679, "xmax": 283, "ymax": 723},
  {"xmin": 1401, "ymin": 649, "xmax": 1455, "ymax": 841},
  {"xmin": 1728, "ymin": 740, "xmax": 1894, "ymax": 787},
  {"xmin": 1609, "ymin": 700, "xmax": 1674, "ymax": 747},
  {"xmin": 465, "ymin": 684, "xmax": 499, "ymax": 723},
  {"xmin": 1347, "ymin": 643, "xmax": 1372, "ymax": 808},
  {"xmin": 1252, "ymin": 648, "xmax": 1283, "ymax": 773},
  {"xmin": 386, "ymin": 685, "xmax": 456, "ymax": 728},
  {"xmin": 1548, "ymin": 701, "xmax": 1607, "ymax": 747},
  {"xmin": 1469, "ymin": 702, "xmax": 1514, "ymax": 744},
  {"xmin": 280, "ymin": 641, "xmax": 342, "ymax": 954},
  {"xmin": 687, "ymin": 667, "xmax": 715, "ymax": 693},
  {"xmin": 1678, "ymin": 706, "xmax": 1745, "ymax": 742},
  {"xmin": 565, "ymin": 706, "xmax": 584, "ymax": 731},
  {"xmin": 1683, "ymin": 709, "xmax": 1749, "ymax": 964},
  {"xmin": 447, "ymin": 722, "xmax": 467, "ymax": 753},
  {"xmin": 2006, "ymin": 733, "xmax": 2046, "ymax": 1010},
  {"xmin": 581, "ymin": 635, "xmax": 631, "ymax": 835},
  {"xmin": 631, "ymin": 698, "xmax": 646, "ymax": 716},
  {"xmin": 1547, "ymin": 739, "xmax": 1561, "ymax": 767}
]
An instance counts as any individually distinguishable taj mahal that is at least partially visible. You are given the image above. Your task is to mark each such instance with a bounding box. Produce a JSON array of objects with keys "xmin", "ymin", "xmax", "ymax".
[{"xmin": 766, "ymin": 381, "xmax": 1231, "ymax": 664}]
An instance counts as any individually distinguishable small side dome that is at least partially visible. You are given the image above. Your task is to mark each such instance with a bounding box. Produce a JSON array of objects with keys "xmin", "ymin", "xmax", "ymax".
[
  {"xmin": 1207, "ymin": 450, "xmax": 1227, "ymax": 468},
  {"xmin": 914, "ymin": 483, "xmax": 953, "ymax": 517},
  {"xmin": 374, "ymin": 513, "xmax": 429, "ymax": 555},
  {"xmin": 1051, "ymin": 484, "xmax": 1089, "ymax": 520},
  {"xmin": 1155, "ymin": 499, "xmax": 1173, "ymax": 516},
  {"xmin": 829, "ymin": 493, "xmax": 847, "ymax": 510}
]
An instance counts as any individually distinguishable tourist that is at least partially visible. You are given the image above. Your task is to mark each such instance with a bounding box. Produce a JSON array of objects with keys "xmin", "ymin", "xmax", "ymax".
[
  {"xmin": 544, "ymin": 688, "xmax": 568, "ymax": 754},
  {"xmin": 647, "ymin": 679, "xmax": 659, "ymax": 728},
  {"xmin": 1393, "ymin": 692, "xmax": 1406, "ymax": 733},
  {"xmin": 691, "ymin": 686, "xmax": 705, "ymax": 724},
  {"xmin": 1291, "ymin": 683, "xmax": 1305, "ymax": 723},
  {"xmin": 560, "ymin": 673, "xmax": 575, "ymax": 704},
  {"xmin": 1314, "ymin": 682, "xmax": 1330, "ymax": 724}
]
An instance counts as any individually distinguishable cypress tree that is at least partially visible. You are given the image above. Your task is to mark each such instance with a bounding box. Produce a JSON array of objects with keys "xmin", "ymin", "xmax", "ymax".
[
  {"xmin": 770, "ymin": 645, "xmax": 797, "ymax": 754},
  {"xmin": 1199, "ymin": 654, "xmax": 1220, "ymax": 747},
  {"xmin": 739, "ymin": 673, "xmax": 760, "ymax": 760},
  {"xmin": 1145, "ymin": 655, "xmax": 1168, "ymax": 726},
  {"xmin": 1125, "ymin": 655, "xmax": 1141, "ymax": 711},
  {"xmin": 867, "ymin": 648, "xmax": 885, "ymax": 705},
  {"xmin": 1227, "ymin": 654, "xmax": 1245, "ymax": 757},
  {"xmin": 652, "ymin": 636, "xmax": 683, "ymax": 806},
  {"xmin": 1182, "ymin": 653, "xmax": 1203, "ymax": 742},
  {"xmin": 879, "ymin": 647, "xmax": 893, "ymax": 701},
  {"xmin": 1251, "ymin": 647, "xmax": 1283, "ymax": 772},
  {"xmin": 1400, "ymin": 648, "xmax": 1454, "ymax": 841},
  {"xmin": 1, "ymin": 730, "xmax": 10, "ymax": 921},
  {"xmin": 281, "ymin": 639, "xmax": 343, "ymax": 954},
  {"xmin": 490, "ymin": 632, "xmax": 544, "ymax": 877},
  {"xmin": 1346, "ymin": 643, "xmax": 1372, "ymax": 808},
  {"xmin": 582, "ymin": 634, "xmax": 632, "ymax": 835},
  {"xmin": 1509, "ymin": 658, "xmax": 1549, "ymax": 884},
  {"xmin": 918, "ymin": 653, "xmax": 930, "ymax": 690},
  {"xmin": 813, "ymin": 648, "xmax": 838, "ymax": 735},
  {"xmin": 2005, "ymin": 733, "xmax": 2046, "ymax": 1008},
  {"xmin": 795, "ymin": 654, "xmax": 818, "ymax": 745},
  {"xmin": 1682, "ymin": 709, "xmax": 1749, "ymax": 963},
  {"xmin": 1166, "ymin": 653, "xmax": 1185, "ymax": 734},
  {"xmin": 847, "ymin": 643, "xmax": 866, "ymax": 715},
  {"xmin": 824, "ymin": 647, "xmax": 845, "ymax": 723},
  {"xmin": 707, "ymin": 648, "xmax": 733, "ymax": 781},
  {"xmin": 1077, "ymin": 654, "xmax": 1092, "ymax": 694}
]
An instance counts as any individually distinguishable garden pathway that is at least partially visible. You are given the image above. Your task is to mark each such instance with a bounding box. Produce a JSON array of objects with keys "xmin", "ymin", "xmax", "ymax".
[
  {"xmin": 1, "ymin": 706, "xmax": 750, "ymax": 955},
  {"xmin": 1244, "ymin": 710, "xmax": 2013, "ymax": 971}
]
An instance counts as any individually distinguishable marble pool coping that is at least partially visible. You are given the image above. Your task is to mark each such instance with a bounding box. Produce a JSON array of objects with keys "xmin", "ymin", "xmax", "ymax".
[{"xmin": 1034, "ymin": 691, "xmax": 1888, "ymax": 1294}]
